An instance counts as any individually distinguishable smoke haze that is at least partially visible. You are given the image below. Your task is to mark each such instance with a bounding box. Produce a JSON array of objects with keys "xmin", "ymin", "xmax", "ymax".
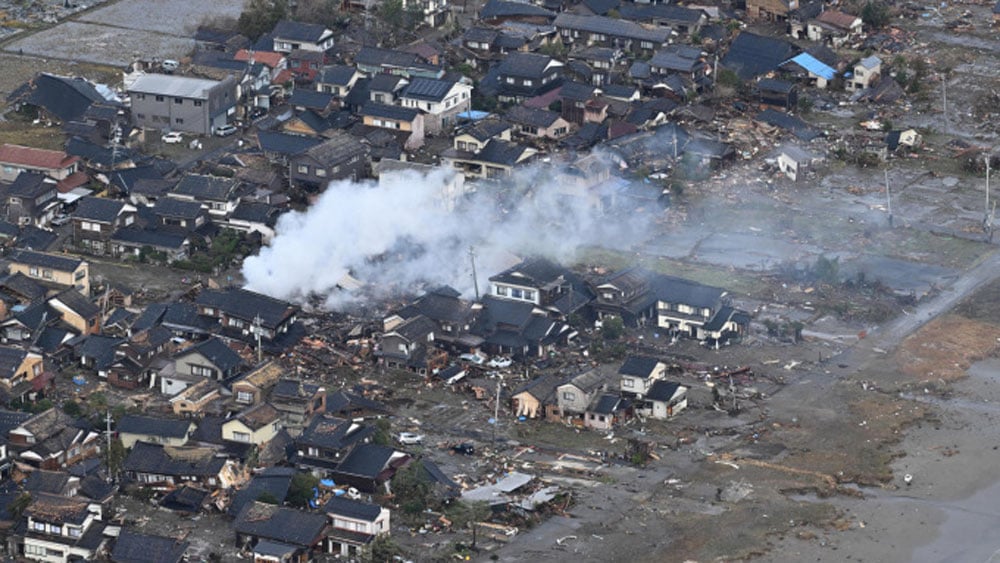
[{"xmin": 242, "ymin": 163, "xmax": 646, "ymax": 308}]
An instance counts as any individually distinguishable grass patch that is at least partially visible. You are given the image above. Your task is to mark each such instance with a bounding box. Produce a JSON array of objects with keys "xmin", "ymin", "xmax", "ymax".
[
  {"xmin": 0, "ymin": 120, "xmax": 66, "ymax": 150},
  {"xmin": 895, "ymin": 314, "xmax": 1000, "ymax": 382}
]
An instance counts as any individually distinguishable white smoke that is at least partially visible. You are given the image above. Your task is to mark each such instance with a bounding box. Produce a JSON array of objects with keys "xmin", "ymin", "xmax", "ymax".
[{"xmin": 242, "ymin": 161, "xmax": 645, "ymax": 308}]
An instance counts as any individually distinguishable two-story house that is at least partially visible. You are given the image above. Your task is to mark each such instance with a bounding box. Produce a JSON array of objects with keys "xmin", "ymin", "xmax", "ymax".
[
  {"xmin": 270, "ymin": 379, "xmax": 326, "ymax": 436},
  {"xmin": 354, "ymin": 46, "xmax": 445, "ymax": 80},
  {"xmin": 323, "ymin": 497, "xmax": 390, "ymax": 558},
  {"xmin": 618, "ymin": 355, "xmax": 665, "ymax": 398},
  {"xmin": 488, "ymin": 257, "xmax": 594, "ymax": 317},
  {"xmin": 0, "ymin": 345, "xmax": 45, "ymax": 404},
  {"xmin": 398, "ymin": 78, "xmax": 473, "ymax": 135},
  {"xmin": 72, "ymin": 196, "xmax": 137, "ymax": 256},
  {"xmin": 149, "ymin": 197, "xmax": 206, "ymax": 233},
  {"xmin": 441, "ymin": 137, "xmax": 537, "ymax": 180},
  {"xmin": 7, "ymin": 250, "xmax": 89, "ymax": 295},
  {"xmin": 0, "ymin": 144, "xmax": 81, "ymax": 183},
  {"xmin": 6, "ymin": 172, "xmax": 60, "ymax": 228},
  {"xmin": 651, "ymin": 274, "xmax": 729, "ymax": 339},
  {"xmin": 402, "ymin": 0, "xmax": 449, "ymax": 27},
  {"xmin": 47, "ymin": 289, "xmax": 101, "ymax": 336},
  {"xmin": 289, "ymin": 131, "xmax": 370, "ymax": 190},
  {"xmin": 110, "ymin": 529, "xmax": 188, "ymax": 563},
  {"xmin": 644, "ymin": 380, "xmax": 688, "ymax": 419},
  {"xmin": 122, "ymin": 441, "xmax": 240, "ymax": 489},
  {"xmin": 166, "ymin": 337, "xmax": 243, "ymax": 394},
  {"xmin": 127, "ymin": 73, "xmax": 237, "ymax": 136},
  {"xmin": 555, "ymin": 368, "xmax": 613, "ymax": 424},
  {"xmin": 590, "ymin": 268, "xmax": 656, "ymax": 327},
  {"xmin": 117, "ymin": 414, "xmax": 196, "ymax": 449},
  {"xmin": 271, "ymin": 20, "xmax": 335, "ymax": 54},
  {"xmin": 386, "ymin": 285, "xmax": 479, "ymax": 350},
  {"xmin": 19, "ymin": 493, "xmax": 108, "ymax": 563},
  {"xmin": 746, "ymin": 0, "xmax": 799, "ymax": 21},
  {"xmin": 234, "ymin": 502, "xmax": 327, "ymax": 559},
  {"xmin": 377, "ymin": 314, "xmax": 443, "ymax": 375},
  {"xmin": 316, "ymin": 65, "xmax": 362, "ymax": 98},
  {"xmin": 470, "ymin": 296, "xmax": 573, "ymax": 358},
  {"xmin": 806, "ymin": 10, "xmax": 862, "ymax": 47},
  {"xmin": 553, "ymin": 13, "xmax": 670, "ymax": 53},
  {"xmin": 231, "ymin": 361, "xmax": 287, "ymax": 406},
  {"xmin": 358, "ymin": 103, "xmax": 425, "ymax": 150},
  {"xmin": 8, "ymin": 408, "xmax": 101, "ymax": 470},
  {"xmin": 294, "ymin": 415, "xmax": 374, "ymax": 471},
  {"xmin": 168, "ymin": 174, "xmax": 243, "ymax": 217},
  {"xmin": 195, "ymin": 288, "xmax": 300, "ymax": 348},
  {"xmin": 452, "ymin": 120, "xmax": 511, "ymax": 152},
  {"xmin": 494, "ymin": 52, "xmax": 563, "ymax": 103},
  {"xmin": 847, "ymin": 55, "xmax": 882, "ymax": 92},
  {"xmin": 221, "ymin": 403, "xmax": 282, "ymax": 446}
]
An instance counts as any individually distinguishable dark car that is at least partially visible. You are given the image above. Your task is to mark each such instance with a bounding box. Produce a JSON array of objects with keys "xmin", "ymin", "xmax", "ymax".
[{"xmin": 451, "ymin": 443, "xmax": 475, "ymax": 456}]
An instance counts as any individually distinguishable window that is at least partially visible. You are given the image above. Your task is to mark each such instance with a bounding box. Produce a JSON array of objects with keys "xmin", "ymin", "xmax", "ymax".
[
  {"xmin": 155, "ymin": 95, "xmax": 164, "ymax": 102},
  {"xmin": 32, "ymin": 521, "xmax": 46, "ymax": 532},
  {"xmin": 136, "ymin": 113, "xmax": 145, "ymax": 119},
  {"xmin": 237, "ymin": 390, "xmax": 254, "ymax": 403},
  {"xmin": 495, "ymin": 286, "xmax": 507, "ymax": 296},
  {"xmin": 228, "ymin": 317, "xmax": 245, "ymax": 328},
  {"xmin": 524, "ymin": 290, "xmax": 535, "ymax": 301},
  {"xmin": 41, "ymin": 269, "xmax": 52, "ymax": 280},
  {"xmin": 563, "ymin": 391, "xmax": 575, "ymax": 400},
  {"xmin": 48, "ymin": 524, "xmax": 61, "ymax": 533},
  {"xmin": 524, "ymin": 79, "xmax": 533, "ymax": 86},
  {"xmin": 25, "ymin": 544, "xmax": 45, "ymax": 556},
  {"xmin": 174, "ymin": 97, "xmax": 183, "ymax": 104},
  {"xmin": 191, "ymin": 365, "xmax": 216, "ymax": 378},
  {"xmin": 29, "ymin": 267, "xmax": 39, "ymax": 277},
  {"xmin": 175, "ymin": 118, "xmax": 184, "ymax": 124},
  {"xmin": 510, "ymin": 288, "xmax": 523, "ymax": 299},
  {"xmin": 622, "ymin": 378, "xmax": 634, "ymax": 388},
  {"xmin": 194, "ymin": 100, "xmax": 203, "ymax": 107},
  {"xmin": 298, "ymin": 165, "xmax": 309, "ymax": 174},
  {"xmin": 315, "ymin": 168, "xmax": 327, "ymax": 177},
  {"xmin": 505, "ymin": 77, "xmax": 515, "ymax": 84},
  {"xmin": 232, "ymin": 431, "xmax": 251, "ymax": 442}
]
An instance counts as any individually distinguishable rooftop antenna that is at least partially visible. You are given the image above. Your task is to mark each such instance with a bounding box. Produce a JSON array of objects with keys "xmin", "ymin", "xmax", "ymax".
[{"xmin": 468, "ymin": 246, "xmax": 480, "ymax": 301}]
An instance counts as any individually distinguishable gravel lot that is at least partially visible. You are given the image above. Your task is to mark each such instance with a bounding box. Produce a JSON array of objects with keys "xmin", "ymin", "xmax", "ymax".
[{"xmin": 4, "ymin": 0, "xmax": 247, "ymax": 65}]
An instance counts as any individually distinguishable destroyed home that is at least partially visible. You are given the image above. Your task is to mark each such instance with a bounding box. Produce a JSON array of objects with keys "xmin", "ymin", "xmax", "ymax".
[
  {"xmin": 222, "ymin": 402, "xmax": 283, "ymax": 446},
  {"xmin": 294, "ymin": 414, "xmax": 374, "ymax": 471},
  {"xmin": 270, "ymin": 378, "xmax": 327, "ymax": 435},
  {"xmin": 122, "ymin": 441, "xmax": 241, "ymax": 489},
  {"xmin": 7, "ymin": 408, "xmax": 100, "ymax": 470}
]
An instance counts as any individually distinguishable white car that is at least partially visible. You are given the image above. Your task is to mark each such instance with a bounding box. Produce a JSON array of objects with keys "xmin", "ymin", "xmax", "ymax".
[
  {"xmin": 459, "ymin": 353, "xmax": 486, "ymax": 365},
  {"xmin": 214, "ymin": 124, "xmax": 238, "ymax": 137},
  {"xmin": 488, "ymin": 356, "xmax": 513, "ymax": 368},
  {"xmin": 396, "ymin": 432, "xmax": 424, "ymax": 445},
  {"xmin": 161, "ymin": 131, "xmax": 183, "ymax": 144}
]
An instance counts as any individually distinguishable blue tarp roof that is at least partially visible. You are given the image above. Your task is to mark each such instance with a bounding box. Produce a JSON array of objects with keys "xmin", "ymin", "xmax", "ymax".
[
  {"xmin": 457, "ymin": 110, "xmax": 491, "ymax": 121},
  {"xmin": 786, "ymin": 53, "xmax": 836, "ymax": 81}
]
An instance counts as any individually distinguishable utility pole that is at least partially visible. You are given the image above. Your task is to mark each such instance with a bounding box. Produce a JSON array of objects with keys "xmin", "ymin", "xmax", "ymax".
[
  {"xmin": 105, "ymin": 410, "xmax": 113, "ymax": 482},
  {"xmin": 985, "ymin": 154, "xmax": 991, "ymax": 231},
  {"xmin": 942, "ymin": 78, "xmax": 949, "ymax": 135},
  {"xmin": 492, "ymin": 375, "xmax": 502, "ymax": 445},
  {"xmin": 468, "ymin": 246, "xmax": 480, "ymax": 301},
  {"xmin": 885, "ymin": 168, "xmax": 893, "ymax": 228},
  {"xmin": 253, "ymin": 314, "xmax": 263, "ymax": 364}
]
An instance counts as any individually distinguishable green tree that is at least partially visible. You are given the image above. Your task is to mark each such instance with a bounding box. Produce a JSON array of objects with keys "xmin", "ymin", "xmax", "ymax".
[
  {"xmin": 445, "ymin": 501, "xmax": 491, "ymax": 549},
  {"xmin": 256, "ymin": 491, "xmax": 280, "ymax": 504},
  {"xmin": 861, "ymin": 1, "xmax": 889, "ymax": 29},
  {"xmin": 9, "ymin": 492, "xmax": 32, "ymax": 521},
  {"xmin": 391, "ymin": 462, "xmax": 433, "ymax": 515},
  {"xmin": 812, "ymin": 255, "xmax": 840, "ymax": 284},
  {"xmin": 365, "ymin": 534, "xmax": 403, "ymax": 562},
  {"xmin": 373, "ymin": 418, "xmax": 393, "ymax": 447},
  {"xmin": 237, "ymin": 0, "xmax": 288, "ymax": 41},
  {"xmin": 716, "ymin": 69, "xmax": 741, "ymax": 90},
  {"xmin": 601, "ymin": 315, "xmax": 625, "ymax": 341},
  {"xmin": 62, "ymin": 400, "xmax": 83, "ymax": 417},
  {"xmin": 104, "ymin": 438, "xmax": 127, "ymax": 479},
  {"xmin": 287, "ymin": 472, "xmax": 320, "ymax": 508},
  {"xmin": 380, "ymin": 0, "xmax": 406, "ymax": 28}
]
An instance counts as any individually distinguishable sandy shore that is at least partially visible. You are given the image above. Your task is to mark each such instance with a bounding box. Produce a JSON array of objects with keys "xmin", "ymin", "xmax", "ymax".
[{"xmin": 769, "ymin": 357, "xmax": 1000, "ymax": 562}]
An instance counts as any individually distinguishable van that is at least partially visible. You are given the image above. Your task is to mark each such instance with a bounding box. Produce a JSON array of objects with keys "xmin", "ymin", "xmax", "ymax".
[{"xmin": 161, "ymin": 60, "xmax": 179, "ymax": 72}]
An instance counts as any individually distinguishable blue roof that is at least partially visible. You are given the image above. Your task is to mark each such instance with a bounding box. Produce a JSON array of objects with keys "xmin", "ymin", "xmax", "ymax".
[{"xmin": 786, "ymin": 53, "xmax": 836, "ymax": 81}]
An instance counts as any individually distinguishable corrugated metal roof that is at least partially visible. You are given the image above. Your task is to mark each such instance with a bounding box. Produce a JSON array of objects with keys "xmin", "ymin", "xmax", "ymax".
[
  {"xmin": 787, "ymin": 53, "xmax": 836, "ymax": 80},
  {"xmin": 129, "ymin": 74, "xmax": 223, "ymax": 99}
]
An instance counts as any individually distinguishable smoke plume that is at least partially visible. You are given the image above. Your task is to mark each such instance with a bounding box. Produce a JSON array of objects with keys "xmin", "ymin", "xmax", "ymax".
[{"xmin": 242, "ymin": 161, "xmax": 646, "ymax": 308}]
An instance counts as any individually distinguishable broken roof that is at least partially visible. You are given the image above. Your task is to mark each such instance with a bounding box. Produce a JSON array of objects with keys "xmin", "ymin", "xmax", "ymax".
[
  {"xmin": 234, "ymin": 502, "xmax": 327, "ymax": 547},
  {"xmin": 721, "ymin": 32, "xmax": 797, "ymax": 80},
  {"xmin": 123, "ymin": 441, "xmax": 225, "ymax": 477},
  {"xmin": 111, "ymin": 528, "xmax": 189, "ymax": 563},
  {"xmin": 117, "ymin": 415, "xmax": 192, "ymax": 439}
]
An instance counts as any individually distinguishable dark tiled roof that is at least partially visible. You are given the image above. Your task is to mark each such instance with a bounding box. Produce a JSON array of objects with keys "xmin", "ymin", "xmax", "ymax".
[
  {"xmin": 227, "ymin": 466, "xmax": 295, "ymax": 516},
  {"xmin": 721, "ymin": 32, "xmax": 798, "ymax": 80},
  {"xmin": 618, "ymin": 355, "xmax": 661, "ymax": 378},
  {"xmin": 109, "ymin": 166, "xmax": 166, "ymax": 194},
  {"xmin": 323, "ymin": 496, "xmax": 381, "ymax": 521},
  {"xmin": 646, "ymin": 380, "xmax": 683, "ymax": 402},
  {"xmin": 117, "ymin": 415, "xmax": 192, "ymax": 439},
  {"xmin": 177, "ymin": 337, "xmax": 242, "ymax": 373},
  {"xmin": 511, "ymin": 373, "xmax": 564, "ymax": 402},
  {"xmin": 196, "ymin": 288, "xmax": 297, "ymax": 329},
  {"xmin": 318, "ymin": 64, "xmax": 357, "ymax": 85},
  {"xmin": 74, "ymin": 196, "xmax": 127, "ymax": 223},
  {"xmin": 477, "ymin": 138, "xmax": 531, "ymax": 166},
  {"xmin": 757, "ymin": 78, "xmax": 795, "ymax": 94},
  {"xmin": 234, "ymin": 502, "xmax": 328, "ymax": 547},
  {"xmin": 288, "ymin": 89, "xmax": 336, "ymax": 110},
  {"xmin": 325, "ymin": 390, "xmax": 389, "ymax": 415},
  {"xmin": 481, "ymin": 0, "xmax": 556, "ymax": 19},
  {"xmin": 8, "ymin": 249, "xmax": 82, "ymax": 272},
  {"xmin": 360, "ymin": 103, "xmax": 420, "ymax": 122},
  {"xmin": 505, "ymin": 105, "xmax": 561, "ymax": 128},
  {"xmin": 490, "ymin": 256, "xmax": 570, "ymax": 286},
  {"xmin": 230, "ymin": 201, "xmax": 278, "ymax": 225},
  {"xmin": 23, "ymin": 469, "xmax": 71, "ymax": 494},
  {"xmin": 111, "ymin": 227, "xmax": 188, "ymax": 251},
  {"xmin": 297, "ymin": 131, "xmax": 368, "ymax": 166},
  {"xmin": 0, "ymin": 408, "xmax": 33, "ymax": 434},
  {"xmin": 497, "ymin": 52, "xmax": 556, "ymax": 79},
  {"xmin": 172, "ymin": 174, "xmax": 239, "ymax": 202},
  {"xmin": 256, "ymin": 131, "xmax": 323, "ymax": 156},
  {"xmin": 122, "ymin": 441, "xmax": 225, "ymax": 477},
  {"xmin": 460, "ymin": 119, "xmax": 511, "ymax": 142},
  {"xmin": 8, "ymin": 73, "xmax": 105, "ymax": 122},
  {"xmin": 401, "ymin": 78, "xmax": 456, "ymax": 102},
  {"xmin": 755, "ymin": 109, "xmax": 822, "ymax": 141},
  {"xmin": 297, "ymin": 414, "xmax": 373, "ymax": 450},
  {"xmin": 589, "ymin": 393, "xmax": 621, "ymax": 415},
  {"xmin": 51, "ymin": 288, "xmax": 100, "ymax": 318},
  {"xmin": 8, "ymin": 172, "xmax": 55, "ymax": 199},
  {"xmin": 13, "ymin": 226, "xmax": 58, "ymax": 252},
  {"xmin": 154, "ymin": 197, "xmax": 204, "ymax": 220},
  {"xmin": 553, "ymin": 13, "xmax": 670, "ymax": 43},
  {"xmin": 334, "ymin": 443, "xmax": 395, "ymax": 478},
  {"xmin": 369, "ymin": 74, "xmax": 406, "ymax": 93},
  {"xmin": 111, "ymin": 528, "xmax": 189, "ymax": 563},
  {"xmin": 272, "ymin": 20, "xmax": 331, "ymax": 43}
]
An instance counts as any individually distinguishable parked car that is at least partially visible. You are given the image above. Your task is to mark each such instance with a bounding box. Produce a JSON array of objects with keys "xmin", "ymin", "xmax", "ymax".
[
  {"xmin": 248, "ymin": 106, "xmax": 268, "ymax": 120},
  {"xmin": 396, "ymin": 432, "xmax": 424, "ymax": 445},
  {"xmin": 161, "ymin": 131, "xmax": 183, "ymax": 144},
  {"xmin": 50, "ymin": 214, "xmax": 71, "ymax": 227},
  {"xmin": 451, "ymin": 442, "xmax": 475, "ymax": 456},
  {"xmin": 214, "ymin": 124, "xmax": 238, "ymax": 137},
  {"xmin": 488, "ymin": 356, "xmax": 512, "ymax": 369},
  {"xmin": 459, "ymin": 353, "xmax": 486, "ymax": 365}
]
